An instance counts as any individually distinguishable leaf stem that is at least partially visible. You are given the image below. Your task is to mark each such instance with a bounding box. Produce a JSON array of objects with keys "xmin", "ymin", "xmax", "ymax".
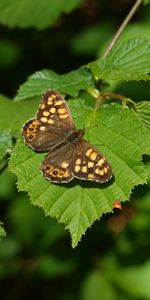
[
  {"xmin": 101, "ymin": 92, "xmax": 135, "ymax": 106},
  {"xmin": 102, "ymin": 0, "xmax": 142, "ymax": 58}
]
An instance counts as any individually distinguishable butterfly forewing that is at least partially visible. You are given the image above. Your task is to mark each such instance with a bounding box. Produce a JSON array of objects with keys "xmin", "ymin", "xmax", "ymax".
[
  {"xmin": 37, "ymin": 90, "xmax": 75, "ymax": 130},
  {"xmin": 73, "ymin": 140, "xmax": 112, "ymax": 183},
  {"xmin": 22, "ymin": 90, "xmax": 76, "ymax": 152}
]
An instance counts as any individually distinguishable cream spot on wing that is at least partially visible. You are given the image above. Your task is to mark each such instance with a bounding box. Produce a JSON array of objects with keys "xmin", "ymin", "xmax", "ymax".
[
  {"xmin": 50, "ymin": 94, "xmax": 57, "ymax": 99},
  {"xmin": 32, "ymin": 120, "xmax": 40, "ymax": 125},
  {"xmin": 75, "ymin": 165, "xmax": 81, "ymax": 172},
  {"xmin": 57, "ymin": 108, "xmax": 66, "ymax": 115},
  {"xmin": 104, "ymin": 167, "xmax": 108, "ymax": 174},
  {"xmin": 63, "ymin": 170, "xmax": 70, "ymax": 177},
  {"xmin": 47, "ymin": 97, "xmax": 53, "ymax": 105},
  {"xmin": 50, "ymin": 107, "xmax": 56, "ymax": 113},
  {"xmin": 88, "ymin": 161, "xmax": 94, "ymax": 168},
  {"xmin": 95, "ymin": 168, "xmax": 100, "ymax": 174},
  {"xmin": 90, "ymin": 151, "xmax": 97, "ymax": 161},
  {"xmin": 43, "ymin": 111, "xmax": 50, "ymax": 117},
  {"xmin": 40, "ymin": 126, "xmax": 46, "ymax": 131},
  {"xmin": 85, "ymin": 148, "xmax": 93, "ymax": 157},
  {"xmin": 82, "ymin": 166, "xmax": 87, "ymax": 173},
  {"xmin": 41, "ymin": 117, "xmax": 48, "ymax": 123},
  {"xmin": 54, "ymin": 100, "xmax": 63, "ymax": 106},
  {"xmin": 40, "ymin": 103, "xmax": 45, "ymax": 109},
  {"xmin": 88, "ymin": 173, "xmax": 94, "ymax": 180},
  {"xmin": 48, "ymin": 119, "xmax": 54, "ymax": 124},
  {"xmin": 99, "ymin": 169, "xmax": 104, "ymax": 176},
  {"xmin": 61, "ymin": 161, "xmax": 69, "ymax": 168},
  {"xmin": 75, "ymin": 158, "xmax": 81, "ymax": 165},
  {"xmin": 59, "ymin": 114, "xmax": 68, "ymax": 119},
  {"xmin": 96, "ymin": 158, "xmax": 105, "ymax": 167}
]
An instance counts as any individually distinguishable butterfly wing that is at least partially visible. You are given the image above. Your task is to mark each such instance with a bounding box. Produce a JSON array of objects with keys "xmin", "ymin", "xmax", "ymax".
[
  {"xmin": 40, "ymin": 143, "xmax": 75, "ymax": 183},
  {"xmin": 73, "ymin": 139, "xmax": 112, "ymax": 183},
  {"xmin": 22, "ymin": 90, "xmax": 76, "ymax": 152}
]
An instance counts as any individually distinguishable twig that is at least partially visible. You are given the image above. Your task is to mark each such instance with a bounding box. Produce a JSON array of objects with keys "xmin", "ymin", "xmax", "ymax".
[{"xmin": 102, "ymin": 0, "xmax": 143, "ymax": 58}]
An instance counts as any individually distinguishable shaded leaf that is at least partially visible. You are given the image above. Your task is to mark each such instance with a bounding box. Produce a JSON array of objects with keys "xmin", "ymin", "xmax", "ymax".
[
  {"xmin": 113, "ymin": 260, "xmax": 150, "ymax": 299},
  {"xmin": 36, "ymin": 255, "xmax": 74, "ymax": 277},
  {"xmin": 0, "ymin": 94, "xmax": 39, "ymax": 161},
  {"xmin": 81, "ymin": 271, "xmax": 116, "ymax": 300},
  {"xmin": 0, "ymin": 130, "xmax": 13, "ymax": 161},
  {"xmin": 0, "ymin": 0, "xmax": 82, "ymax": 29},
  {"xmin": 0, "ymin": 223, "xmax": 6, "ymax": 240}
]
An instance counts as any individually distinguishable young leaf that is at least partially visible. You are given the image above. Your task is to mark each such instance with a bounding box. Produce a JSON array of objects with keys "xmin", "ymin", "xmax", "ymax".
[
  {"xmin": 9, "ymin": 95, "xmax": 150, "ymax": 247},
  {"xmin": 0, "ymin": 0, "xmax": 82, "ymax": 29},
  {"xmin": 15, "ymin": 68, "xmax": 94, "ymax": 101},
  {"xmin": 89, "ymin": 37, "xmax": 150, "ymax": 81}
]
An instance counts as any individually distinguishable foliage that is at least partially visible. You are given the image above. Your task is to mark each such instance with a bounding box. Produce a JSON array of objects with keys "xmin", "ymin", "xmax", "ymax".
[
  {"xmin": 0, "ymin": 222, "xmax": 6, "ymax": 239},
  {"xmin": 0, "ymin": 0, "xmax": 150, "ymax": 299},
  {"xmin": 0, "ymin": 0, "xmax": 83, "ymax": 29}
]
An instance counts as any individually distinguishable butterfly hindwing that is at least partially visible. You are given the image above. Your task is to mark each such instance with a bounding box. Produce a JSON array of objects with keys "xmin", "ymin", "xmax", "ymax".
[
  {"xmin": 40, "ymin": 143, "xmax": 74, "ymax": 183},
  {"xmin": 73, "ymin": 140, "xmax": 112, "ymax": 183}
]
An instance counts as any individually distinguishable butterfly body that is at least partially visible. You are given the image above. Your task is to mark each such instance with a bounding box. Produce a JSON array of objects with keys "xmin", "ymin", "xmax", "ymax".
[{"xmin": 22, "ymin": 90, "xmax": 112, "ymax": 184}]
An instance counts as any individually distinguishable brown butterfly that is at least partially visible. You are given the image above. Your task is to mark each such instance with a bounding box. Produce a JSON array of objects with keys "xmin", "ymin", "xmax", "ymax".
[{"xmin": 22, "ymin": 90, "xmax": 112, "ymax": 184}]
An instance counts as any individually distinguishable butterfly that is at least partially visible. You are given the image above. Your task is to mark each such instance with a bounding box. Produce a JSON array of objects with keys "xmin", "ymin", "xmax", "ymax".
[{"xmin": 22, "ymin": 90, "xmax": 112, "ymax": 184}]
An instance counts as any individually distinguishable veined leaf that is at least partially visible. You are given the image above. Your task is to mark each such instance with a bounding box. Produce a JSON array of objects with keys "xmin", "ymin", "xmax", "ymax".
[
  {"xmin": 9, "ymin": 98, "xmax": 150, "ymax": 247},
  {"xmin": 15, "ymin": 68, "xmax": 94, "ymax": 101},
  {"xmin": 89, "ymin": 37, "xmax": 150, "ymax": 81},
  {"xmin": 0, "ymin": 0, "xmax": 82, "ymax": 29},
  {"xmin": 134, "ymin": 101, "xmax": 150, "ymax": 129}
]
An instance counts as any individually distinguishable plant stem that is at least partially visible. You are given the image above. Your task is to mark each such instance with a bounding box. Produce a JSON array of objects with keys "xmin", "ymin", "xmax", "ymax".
[{"xmin": 102, "ymin": 0, "xmax": 142, "ymax": 58}]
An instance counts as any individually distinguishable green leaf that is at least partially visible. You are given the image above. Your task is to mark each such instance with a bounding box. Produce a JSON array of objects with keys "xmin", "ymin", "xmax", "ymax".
[
  {"xmin": 9, "ymin": 96, "xmax": 150, "ymax": 247},
  {"xmin": 0, "ymin": 0, "xmax": 82, "ymax": 29},
  {"xmin": 15, "ymin": 68, "xmax": 94, "ymax": 101},
  {"xmin": 71, "ymin": 23, "xmax": 114, "ymax": 56},
  {"xmin": 36, "ymin": 255, "xmax": 74, "ymax": 277},
  {"xmin": 112, "ymin": 260, "xmax": 150, "ymax": 299},
  {"xmin": 81, "ymin": 271, "xmax": 116, "ymax": 300},
  {"xmin": 134, "ymin": 101, "xmax": 150, "ymax": 129},
  {"xmin": 0, "ymin": 223, "xmax": 6, "ymax": 239},
  {"xmin": 143, "ymin": 0, "xmax": 150, "ymax": 4},
  {"xmin": 0, "ymin": 130, "xmax": 13, "ymax": 161},
  {"xmin": 0, "ymin": 94, "xmax": 39, "ymax": 161},
  {"xmin": 89, "ymin": 37, "xmax": 150, "ymax": 81},
  {"xmin": 0, "ymin": 169, "xmax": 15, "ymax": 199}
]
